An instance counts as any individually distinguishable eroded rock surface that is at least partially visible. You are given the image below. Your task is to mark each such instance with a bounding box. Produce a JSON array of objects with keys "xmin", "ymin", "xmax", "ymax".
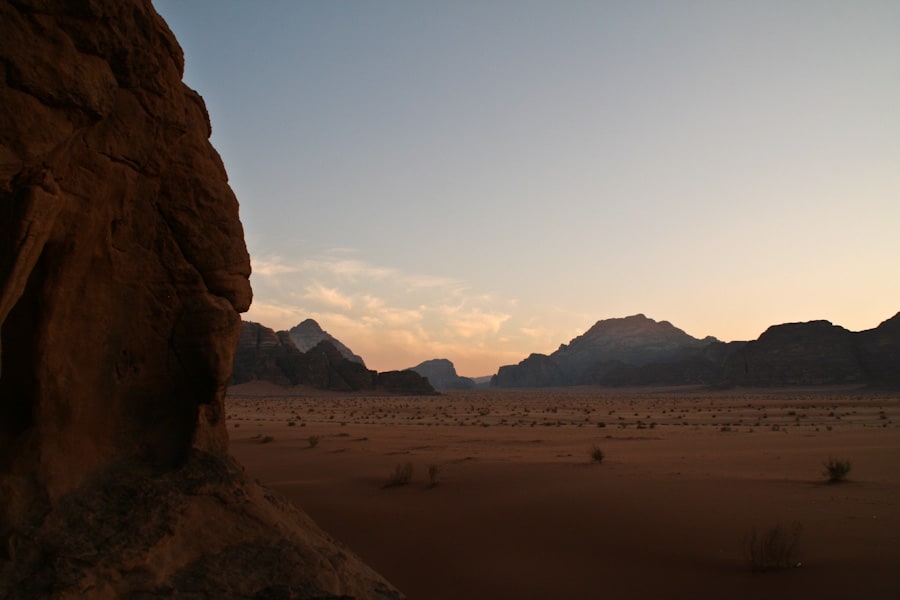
[{"xmin": 0, "ymin": 1, "xmax": 401, "ymax": 597}]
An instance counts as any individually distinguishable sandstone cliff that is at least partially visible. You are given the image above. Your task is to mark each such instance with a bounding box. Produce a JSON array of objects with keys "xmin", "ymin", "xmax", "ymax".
[
  {"xmin": 288, "ymin": 318, "xmax": 367, "ymax": 365},
  {"xmin": 492, "ymin": 313, "xmax": 899, "ymax": 388},
  {"xmin": 408, "ymin": 358, "xmax": 475, "ymax": 390},
  {"xmin": 233, "ymin": 321, "xmax": 436, "ymax": 394},
  {"xmin": 493, "ymin": 315, "xmax": 720, "ymax": 387},
  {"xmin": 0, "ymin": 1, "xmax": 401, "ymax": 597}
]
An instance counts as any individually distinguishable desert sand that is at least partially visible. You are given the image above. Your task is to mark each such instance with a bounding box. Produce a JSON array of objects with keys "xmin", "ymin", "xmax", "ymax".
[{"xmin": 227, "ymin": 383, "xmax": 900, "ymax": 599}]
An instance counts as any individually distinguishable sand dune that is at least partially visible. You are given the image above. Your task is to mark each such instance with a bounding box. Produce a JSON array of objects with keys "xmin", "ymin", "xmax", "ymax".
[{"xmin": 228, "ymin": 385, "xmax": 900, "ymax": 599}]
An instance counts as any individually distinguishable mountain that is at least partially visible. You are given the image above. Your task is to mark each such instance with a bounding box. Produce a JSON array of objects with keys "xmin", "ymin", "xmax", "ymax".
[
  {"xmin": 233, "ymin": 321, "xmax": 437, "ymax": 394},
  {"xmin": 288, "ymin": 318, "xmax": 366, "ymax": 365},
  {"xmin": 493, "ymin": 312, "xmax": 900, "ymax": 388},
  {"xmin": 723, "ymin": 313, "xmax": 900, "ymax": 386},
  {"xmin": 493, "ymin": 314, "xmax": 723, "ymax": 387},
  {"xmin": 408, "ymin": 359, "xmax": 475, "ymax": 390}
]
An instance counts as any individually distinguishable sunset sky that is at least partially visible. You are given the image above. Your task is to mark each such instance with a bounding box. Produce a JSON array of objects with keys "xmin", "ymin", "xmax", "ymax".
[{"xmin": 153, "ymin": 1, "xmax": 900, "ymax": 376}]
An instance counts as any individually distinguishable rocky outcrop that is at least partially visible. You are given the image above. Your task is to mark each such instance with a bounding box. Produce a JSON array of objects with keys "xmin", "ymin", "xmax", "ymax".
[
  {"xmin": 233, "ymin": 321, "xmax": 436, "ymax": 394},
  {"xmin": 232, "ymin": 321, "xmax": 306, "ymax": 386},
  {"xmin": 288, "ymin": 318, "xmax": 366, "ymax": 365},
  {"xmin": 3, "ymin": 453, "xmax": 400, "ymax": 599},
  {"xmin": 408, "ymin": 358, "xmax": 475, "ymax": 390},
  {"xmin": 722, "ymin": 315, "xmax": 900, "ymax": 387},
  {"xmin": 492, "ymin": 313, "xmax": 900, "ymax": 388},
  {"xmin": 493, "ymin": 353, "xmax": 565, "ymax": 388},
  {"xmin": 493, "ymin": 315, "xmax": 718, "ymax": 387},
  {"xmin": 376, "ymin": 370, "xmax": 441, "ymax": 396},
  {"xmin": 0, "ymin": 2, "xmax": 401, "ymax": 597},
  {"xmin": 857, "ymin": 312, "xmax": 900, "ymax": 385}
]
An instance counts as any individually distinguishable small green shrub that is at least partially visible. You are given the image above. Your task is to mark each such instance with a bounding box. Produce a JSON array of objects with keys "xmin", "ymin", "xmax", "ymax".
[
  {"xmin": 385, "ymin": 462, "xmax": 414, "ymax": 487},
  {"xmin": 822, "ymin": 457, "xmax": 851, "ymax": 483},
  {"xmin": 590, "ymin": 446, "xmax": 605, "ymax": 464},
  {"xmin": 744, "ymin": 522, "xmax": 802, "ymax": 572}
]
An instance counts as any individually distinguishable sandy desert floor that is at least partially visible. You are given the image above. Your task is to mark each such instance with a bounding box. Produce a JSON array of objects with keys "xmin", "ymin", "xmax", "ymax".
[{"xmin": 227, "ymin": 383, "xmax": 900, "ymax": 599}]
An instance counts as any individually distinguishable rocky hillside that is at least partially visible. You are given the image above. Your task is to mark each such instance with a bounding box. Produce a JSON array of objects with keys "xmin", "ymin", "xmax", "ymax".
[
  {"xmin": 493, "ymin": 313, "xmax": 900, "ymax": 388},
  {"xmin": 494, "ymin": 315, "xmax": 724, "ymax": 387},
  {"xmin": 0, "ymin": 2, "xmax": 401, "ymax": 597},
  {"xmin": 408, "ymin": 358, "xmax": 475, "ymax": 390},
  {"xmin": 234, "ymin": 321, "xmax": 436, "ymax": 395},
  {"xmin": 723, "ymin": 313, "xmax": 900, "ymax": 386},
  {"xmin": 288, "ymin": 318, "xmax": 366, "ymax": 365}
]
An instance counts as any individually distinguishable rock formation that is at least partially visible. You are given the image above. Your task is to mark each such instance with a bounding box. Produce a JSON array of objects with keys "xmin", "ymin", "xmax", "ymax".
[
  {"xmin": 722, "ymin": 315, "xmax": 900, "ymax": 387},
  {"xmin": 0, "ymin": 1, "xmax": 401, "ymax": 597},
  {"xmin": 493, "ymin": 313, "xmax": 900, "ymax": 388},
  {"xmin": 288, "ymin": 318, "xmax": 367, "ymax": 365},
  {"xmin": 233, "ymin": 321, "xmax": 436, "ymax": 394},
  {"xmin": 408, "ymin": 358, "xmax": 475, "ymax": 390},
  {"xmin": 493, "ymin": 314, "xmax": 720, "ymax": 387}
]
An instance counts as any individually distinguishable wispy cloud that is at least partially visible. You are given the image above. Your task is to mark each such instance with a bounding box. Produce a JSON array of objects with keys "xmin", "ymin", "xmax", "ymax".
[
  {"xmin": 303, "ymin": 282, "xmax": 354, "ymax": 311},
  {"xmin": 245, "ymin": 249, "xmax": 560, "ymax": 375}
]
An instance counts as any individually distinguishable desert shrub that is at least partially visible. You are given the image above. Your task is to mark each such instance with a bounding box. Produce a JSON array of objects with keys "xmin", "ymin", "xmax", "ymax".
[
  {"xmin": 259, "ymin": 435, "xmax": 274, "ymax": 444},
  {"xmin": 822, "ymin": 457, "xmax": 851, "ymax": 483},
  {"xmin": 590, "ymin": 446, "xmax": 605, "ymax": 464},
  {"xmin": 427, "ymin": 464, "xmax": 441, "ymax": 487},
  {"xmin": 744, "ymin": 522, "xmax": 802, "ymax": 572},
  {"xmin": 308, "ymin": 435, "xmax": 320, "ymax": 448},
  {"xmin": 385, "ymin": 462, "xmax": 414, "ymax": 487}
]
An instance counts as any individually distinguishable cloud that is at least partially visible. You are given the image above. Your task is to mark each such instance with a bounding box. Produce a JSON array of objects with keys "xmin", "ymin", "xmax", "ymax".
[
  {"xmin": 439, "ymin": 306, "xmax": 511, "ymax": 339},
  {"xmin": 251, "ymin": 256, "xmax": 299, "ymax": 278},
  {"xmin": 245, "ymin": 249, "xmax": 546, "ymax": 374},
  {"xmin": 303, "ymin": 282, "xmax": 354, "ymax": 311}
]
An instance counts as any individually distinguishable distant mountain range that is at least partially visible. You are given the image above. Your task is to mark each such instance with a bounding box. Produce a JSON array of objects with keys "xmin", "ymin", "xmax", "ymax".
[
  {"xmin": 232, "ymin": 312, "xmax": 900, "ymax": 392},
  {"xmin": 492, "ymin": 313, "xmax": 900, "ymax": 388},
  {"xmin": 232, "ymin": 320, "xmax": 436, "ymax": 394}
]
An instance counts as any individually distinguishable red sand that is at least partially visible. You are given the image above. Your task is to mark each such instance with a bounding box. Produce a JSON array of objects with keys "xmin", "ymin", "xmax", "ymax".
[{"xmin": 227, "ymin": 385, "xmax": 900, "ymax": 599}]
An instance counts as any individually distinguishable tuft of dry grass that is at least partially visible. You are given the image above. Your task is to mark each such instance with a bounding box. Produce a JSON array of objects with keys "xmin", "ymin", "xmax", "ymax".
[
  {"xmin": 308, "ymin": 435, "xmax": 320, "ymax": 449},
  {"xmin": 744, "ymin": 522, "xmax": 802, "ymax": 572},
  {"xmin": 427, "ymin": 464, "xmax": 441, "ymax": 487},
  {"xmin": 822, "ymin": 457, "xmax": 851, "ymax": 483},
  {"xmin": 384, "ymin": 462, "xmax": 414, "ymax": 487},
  {"xmin": 589, "ymin": 445, "xmax": 605, "ymax": 464}
]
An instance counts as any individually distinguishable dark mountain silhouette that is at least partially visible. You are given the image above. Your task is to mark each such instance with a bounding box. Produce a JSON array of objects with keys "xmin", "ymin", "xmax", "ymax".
[
  {"xmin": 288, "ymin": 318, "xmax": 366, "ymax": 365},
  {"xmin": 493, "ymin": 312, "xmax": 900, "ymax": 388},
  {"xmin": 233, "ymin": 321, "xmax": 437, "ymax": 394},
  {"xmin": 493, "ymin": 314, "xmax": 724, "ymax": 387},
  {"xmin": 723, "ymin": 312, "xmax": 900, "ymax": 386},
  {"xmin": 408, "ymin": 359, "xmax": 475, "ymax": 390}
]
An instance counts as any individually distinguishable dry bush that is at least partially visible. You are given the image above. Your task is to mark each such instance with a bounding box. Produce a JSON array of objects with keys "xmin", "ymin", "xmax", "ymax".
[
  {"xmin": 590, "ymin": 446, "xmax": 605, "ymax": 464},
  {"xmin": 427, "ymin": 464, "xmax": 441, "ymax": 487},
  {"xmin": 385, "ymin": 462, "xmax": 414, "ymax": 487},
  {"xmin": 744, "ymin": 522, "xmax": 802, "ymax": 572},
  {"xmin": 822, "ymin": 457, "xmax": 851, "ymax": 483},
  {"xmin": 308, "ymin": 435, "xmax": 320, "ymax": 449}
]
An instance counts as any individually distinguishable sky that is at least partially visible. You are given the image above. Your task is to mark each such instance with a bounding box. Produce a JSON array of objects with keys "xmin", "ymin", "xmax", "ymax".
[{"xmin": 153, "ymin": 1, "xmax": 900, "ymax": 377}]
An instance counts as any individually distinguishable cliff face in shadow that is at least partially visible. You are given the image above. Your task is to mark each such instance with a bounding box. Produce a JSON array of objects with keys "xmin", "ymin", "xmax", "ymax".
[
  {"xmin": 723, "ymin": 313, "xmax": 900, "ymax": 387},
  {"xmin": 0, "ymin": 1, "xmax": 401, "ymax": 597},
  {"xmin": 233, "ymin": 321, "xmax": 436, "ymax": 395},
  {"xmin": 493, "ymin": 313, "xmax": 900, "ymax": 388}
]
